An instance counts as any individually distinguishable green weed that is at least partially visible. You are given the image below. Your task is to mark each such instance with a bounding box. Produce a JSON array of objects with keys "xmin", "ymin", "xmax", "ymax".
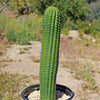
[
  {"xmin": 61, "ymin": 29, "xmax": 69, "ymax": 36},
  {"xmin": 23, "ymin": 47, "xmax": 29, "ymax": 51},
  {"xmin": 19, "ymin": 50, "xmax": 25, "ymax": 54},
  {"xmin": 30, "ymin": 56, "xmax": 40, "ymax": 63}
]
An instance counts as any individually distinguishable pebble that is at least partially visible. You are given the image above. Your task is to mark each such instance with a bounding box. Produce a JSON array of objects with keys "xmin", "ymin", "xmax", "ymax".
[{"xmin": 28, "ymin": 90, "xmax": 70, "ymax": 100}]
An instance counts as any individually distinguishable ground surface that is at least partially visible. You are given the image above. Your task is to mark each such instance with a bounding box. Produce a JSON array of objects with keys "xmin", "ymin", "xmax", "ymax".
[{"xmin": 0, "ymin": 35, "xmax": 100, "ymax": 100}]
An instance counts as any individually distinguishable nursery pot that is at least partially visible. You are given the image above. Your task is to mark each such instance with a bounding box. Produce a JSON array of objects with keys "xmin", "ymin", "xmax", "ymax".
[{"xmin": 21, "ymin": 84, "xmax": 74, "ymax": 100}]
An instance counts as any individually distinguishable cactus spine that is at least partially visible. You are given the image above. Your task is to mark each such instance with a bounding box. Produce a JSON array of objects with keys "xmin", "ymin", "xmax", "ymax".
[{"xmin": 40, "ymin": 7, "xmax": 60, "ymax": 100}]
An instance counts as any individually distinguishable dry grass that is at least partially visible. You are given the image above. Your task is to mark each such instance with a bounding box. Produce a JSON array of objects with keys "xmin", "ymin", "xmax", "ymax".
[
  {"xmin": 60, "ymin": 36, "xmax": 100, "ymax": 91},
  {"xmin": 60, "ymin": 37, "xmax": 100, "ymax": 61},
  {"xmin": 19, "ymin": 47, "xmax": 30, "ymax": 54},
  {"xmin": 0, "ymin": 36, "xmax": 100, "ymax": 99},
  {"xmin": 0, "ymin": 70, "xmax": 39, "ymax": 100},
  {"xmin": 0, "ymin": 43, "xmax": 11, "ymax": 56},
  {"xmin": 0, "ymin": 43, "xmax": 12, "ymax": 63},
  {"xmin": 0, "ymin": 56, "xmax": 13, "ymax": 62},
  {"xmin": 30, "ymin": 56, "xmax": 40, "ymax": 63},
  {"xmin": 0, "ymin": 64, "xmax": 8, "ymax": 68}
]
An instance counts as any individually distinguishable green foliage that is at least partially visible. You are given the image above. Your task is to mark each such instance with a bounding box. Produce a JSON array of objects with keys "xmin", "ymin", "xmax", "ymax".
[
  {"xmin": 61, "ymin": 18, "xmax": 78, "ymax": 36},
  {"xmin": 40, "ymin": 7, "xmax": 60, "ymax": 100},
  {"xmin": 78, "ymin": 29, "xmax": 84, "ymax": 38},
  {"xmin": 0, "ymin": 13, "xmax": 7, "ymax": 30},
  {"xmin": 63, "ymin": 18, "xmax": 78, "ymax": 30},
  {"xmin": 0, "ymin": 13, "xmax": 43, "ymax": 45},
  {"xmin": 61, "ymin": 28, "xmax": 69, "ymax": 36},
  {"xmin": 58, "ymin": 0, "xmax": 90, "ymax": 22},
  {"xmin": 77, "ymin": 20, "xmax": 90, "ymax": 33},
  {"xmin": 91, "ymin": 19, "xmax": 100, "ymax": 37},
  {"xmin": 29, "ymin": 0, "xmax": 53, "ymax": 14},
  {"xmin": 76, "ymin": 20, "xmax": 100, "ymax": 37},
  {"xmin": 29, "ymin": 0, "xmax": 90, "ymax": 25},
  {"xmin": 19, "ymin": 50, "xmax": 25, "ymax": 54}
]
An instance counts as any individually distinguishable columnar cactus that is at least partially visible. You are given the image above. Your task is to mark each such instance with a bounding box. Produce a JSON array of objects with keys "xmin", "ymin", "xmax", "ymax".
[{"xmin": 40, "ymin": 7, "xmax": 60, "ymax": 100}]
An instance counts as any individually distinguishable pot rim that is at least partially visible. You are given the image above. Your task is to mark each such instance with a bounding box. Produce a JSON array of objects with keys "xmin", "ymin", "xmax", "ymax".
[{"xmin": 21, "ymin": 84, "xmax": 74, "ymax": 100}]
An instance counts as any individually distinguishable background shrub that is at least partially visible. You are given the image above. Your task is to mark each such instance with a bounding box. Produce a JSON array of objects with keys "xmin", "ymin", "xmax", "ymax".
[
  {"xmin": 0, "ymin": 13, "xmax": 43, "ymax": 45},
  {"xmin": 63, "ymin": 18, "xmax": 78, "ymax": 30},
  {"xmin": 0, "ymin": 0, "xmax": 100, "ymax": 42},
  {"xmin": 76, "ymin": 19, "xmax": 100, "ymax": 37},
  {"xmin": 61, "ymin": 29, "xmax": 69, "ymax": 36},
  {"xmin": 29, "ymin": 0, "xmax": 90, "ymax": 26}
]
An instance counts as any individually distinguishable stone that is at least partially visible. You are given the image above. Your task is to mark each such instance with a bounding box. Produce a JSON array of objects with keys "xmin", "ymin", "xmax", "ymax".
[
  {"xmin": 28, "ymin": 90, "xmax": 70, "ymax": 100},
  {"xmin": 67, "ymin": 30, "xmax": 79, "ymax": 40}
]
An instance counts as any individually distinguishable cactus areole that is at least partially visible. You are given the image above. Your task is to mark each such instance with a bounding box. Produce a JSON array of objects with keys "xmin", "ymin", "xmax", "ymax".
[{"xmin": 40, "ymin": 7, "xmax": 61, "ymax": 100}]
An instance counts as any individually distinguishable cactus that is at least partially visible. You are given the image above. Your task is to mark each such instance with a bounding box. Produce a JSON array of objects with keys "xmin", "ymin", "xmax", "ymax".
[{"xmin": 40, "ymin": 7, "xmax": 60, "ymax": 100}]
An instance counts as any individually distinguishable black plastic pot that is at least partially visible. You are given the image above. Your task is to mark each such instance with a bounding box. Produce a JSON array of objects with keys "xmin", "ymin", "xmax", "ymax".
[{"xmin": 21, "ymin": 84, "xmax": 74, "ymax": 100}]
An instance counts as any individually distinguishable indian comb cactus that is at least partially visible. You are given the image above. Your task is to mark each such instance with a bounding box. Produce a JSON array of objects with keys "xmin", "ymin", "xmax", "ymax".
[{"xmin": 40, "ymin": 7, "xmax": 61, "ymax": 100}]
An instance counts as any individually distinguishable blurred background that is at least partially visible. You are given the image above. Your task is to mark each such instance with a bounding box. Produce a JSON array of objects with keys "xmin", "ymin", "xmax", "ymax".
[{"xmin": 0, "ymin": 0, "xmax": 100, "ymax": 45}]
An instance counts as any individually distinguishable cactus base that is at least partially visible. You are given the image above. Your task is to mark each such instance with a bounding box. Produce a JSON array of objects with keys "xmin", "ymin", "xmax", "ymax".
[{"xmin": 21, "ymin": 84, "xmax": 74, "ymax": 100}]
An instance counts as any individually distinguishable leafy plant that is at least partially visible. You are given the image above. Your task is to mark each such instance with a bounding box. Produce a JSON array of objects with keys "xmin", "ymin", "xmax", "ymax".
[
  {"xmin": 40, "ymin": 7, "xmax": 60, "ymax": 100},
  {"xmin": 0, "ymin": 13, "xmax": 43, "ymax": 45}
]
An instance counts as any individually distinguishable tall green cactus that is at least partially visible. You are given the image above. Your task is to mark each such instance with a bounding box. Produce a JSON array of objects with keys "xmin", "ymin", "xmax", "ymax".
[{"xmin": 40, "ymin": 7, "xmax": 60, "ymax": 100}]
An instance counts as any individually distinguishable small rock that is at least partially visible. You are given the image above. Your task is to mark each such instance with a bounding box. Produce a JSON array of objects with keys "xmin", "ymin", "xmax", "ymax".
[
  {"xmin": 92, "ymin": 38, "xmax": 96, "ymax": 43},
  {"xmin": 28, "ymin": 90, "xmax": 70, "ymax": 100},
  {"xmin": 67, "ymin": 30, "xmax": 79, "ymax": 40}
]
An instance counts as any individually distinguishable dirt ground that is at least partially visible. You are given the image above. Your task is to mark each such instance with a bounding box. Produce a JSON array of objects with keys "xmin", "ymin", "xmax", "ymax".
[{"xmin": 0, "ymin": 35, "xmax": 100, "ymax": 100}]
